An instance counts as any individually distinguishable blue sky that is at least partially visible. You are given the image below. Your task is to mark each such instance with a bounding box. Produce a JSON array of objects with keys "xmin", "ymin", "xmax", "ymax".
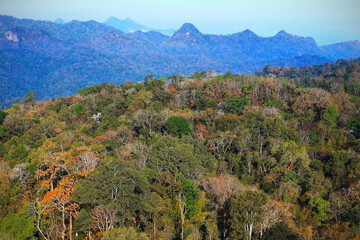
[{"xmin": 0, "ymin": 0, "xmax": 359, "ymax": 45}]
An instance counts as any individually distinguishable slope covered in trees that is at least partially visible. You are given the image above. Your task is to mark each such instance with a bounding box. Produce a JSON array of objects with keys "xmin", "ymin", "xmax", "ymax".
[
  {"xmin": 1, "ymin": 15, "xmax": 360, "ymax": 108},
  {"xmin": 258, "ymin": 57, "xmax": 360, "ymax": 97},
  {"xmin": 0, "ymin": 60, "xmax": 360, "ymax": 239}
]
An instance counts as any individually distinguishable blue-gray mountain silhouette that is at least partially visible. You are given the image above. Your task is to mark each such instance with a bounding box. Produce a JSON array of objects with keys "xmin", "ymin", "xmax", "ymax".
[{"xmin": 0, "ymin": 15, "xmax": 359, "ymax": 108}]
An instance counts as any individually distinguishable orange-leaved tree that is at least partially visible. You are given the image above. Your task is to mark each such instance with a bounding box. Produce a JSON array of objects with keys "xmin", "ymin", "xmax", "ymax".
[{"xmin": 42, "ymin": 175, "xmax": 79, "ymax": 240}]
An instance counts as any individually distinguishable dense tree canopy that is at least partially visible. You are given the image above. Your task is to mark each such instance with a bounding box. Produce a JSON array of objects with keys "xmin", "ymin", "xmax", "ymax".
[{"xmin": 1, "ymin": 60, "xmax": 360, "ymax": 239}]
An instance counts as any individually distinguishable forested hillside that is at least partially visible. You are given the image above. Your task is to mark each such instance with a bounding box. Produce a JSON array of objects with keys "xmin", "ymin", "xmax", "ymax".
[
  {"xmin": 0, "ymin": 59, "xmax": 360, "ymax": 239},
  {"xmin": 1, "ymin": 15, "xmax": 360, "ymax": 109},
  {"xmin": 258, "ymin": 57, "xmax": 360, "ymax": 96}
]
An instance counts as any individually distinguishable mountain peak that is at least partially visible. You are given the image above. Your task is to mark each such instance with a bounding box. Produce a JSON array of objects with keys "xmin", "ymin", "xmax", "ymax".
[
  {"xmin": 169, "ymin": 23, "xmax": 205, "ymax": 44},
  {"xmin": 125, "ymin": 17, "xmax": 134, "ymax": 22},
  {"xmin": 275, "ymin": 30, "xmax": 291, "ymax": 38},
  {"xmin": 243, "ymin": 29, "xmax": 254, "ymax": 34},
  {"xmin": 176, "ymin": 23, "xmax": 202, "ymax": 35},
  {"xmin": 104, "ymin": 17, "xmax": 149, "ymax": 33},
  {"xmin": 54, "ymin": 18, "xmax": 65, "ymax": 24},
  {"xmin": 230, "ymin": 29, "xmax": 259, "ymax": 41},
  {"xmin": 105, "ymin": 17, "xmax": 136, "ymax": 23},
  {"xmin": 241, "ymin": 29, "xmax": 258, "ymax": 38}
]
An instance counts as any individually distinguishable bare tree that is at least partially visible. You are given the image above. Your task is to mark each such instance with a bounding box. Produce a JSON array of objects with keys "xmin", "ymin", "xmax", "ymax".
[
  {"xmin": 131, "ymin": 141, "xmax": 150, "ymax": 170},
  {"xmin": 132, "ymin": 109, "xmax": 158, "ymax": 134},
  {"xmin": 208, "ymin": 132, "xmax": 236, "ymax": 161},
  {"xmin": 91, "ymin": 205, "xmax": 118, "ymax": 232},
  {"xmin": 58, "ymin": 131, "xmax": 74, "ymax": 153},
  {"xmin": 259, "ymin": 200, "xmax": 293, "ymax": 238},
  {"xmin": 201, "ymin": 174, "xmax": 243, "ymax": 239},
  {"xmin": 30, "ymin": 200, "xmax": 51, "ymax": 240},
  {"xmin": 115, "ymin": 126, "xmax": 133, "ymax": 146},
  {"xmin": 299, "ymin": 130, "xmax": 311, "ymax": 143},
  {"xmin": 71, "ymin": 151, "xmax": 99, "ymax": 174},
  {"xmin": 10, "ymin": 163, "xmax": 29, "ymax": 186}
]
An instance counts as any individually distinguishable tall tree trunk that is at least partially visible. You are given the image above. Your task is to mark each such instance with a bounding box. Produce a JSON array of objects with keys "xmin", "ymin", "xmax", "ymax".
[
  {"xmin": 35, "ymin": 224, "xmax": 49, "ymax": 240},
  {"xmin": 223, "ymin": 211, "xmax": 227, "ymax": 240},
  {"xmin": 69, "ymin": 211, "xmax": 72, "ymax": 240},
  {"xmin": 62, "ymin": 206, "xmax": 66, "ymax": 240},
  {"xmin": 179, "ymin": 193, "xmax": 186, "ymax": 240},
  {"xmin": 153, "ymin": 216, "xmax": 156, "ymax": 239},
  {"xmin": 181, "ymin": 217, "xmax": 185, "ymax": 240},
  {"xmin": 33, "ymin": 204, "xmax": 49, "ymax": 240}
]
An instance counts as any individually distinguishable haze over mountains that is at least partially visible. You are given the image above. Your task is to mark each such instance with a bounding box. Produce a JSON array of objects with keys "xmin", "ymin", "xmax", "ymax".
[
  {"xmin": 1, "ymin": 15, "xmax": 360, "ymax": 108},
  {"xmin": 104, "ymin": 17, "xmax": 176, "ymax": 36}
]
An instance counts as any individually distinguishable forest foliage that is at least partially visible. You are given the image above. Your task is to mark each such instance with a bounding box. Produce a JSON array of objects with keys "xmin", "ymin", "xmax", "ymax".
[{"xmin": 1, "ymin": 59, "xmax": 360, "ymax": 239}]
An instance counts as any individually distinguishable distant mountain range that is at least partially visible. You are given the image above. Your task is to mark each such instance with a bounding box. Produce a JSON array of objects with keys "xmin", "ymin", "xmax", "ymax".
[
  {"xmin": 103, "ymin": 17, "xmax": 176, "ymax": 36},
  {"xmin": 0, "ymin": 15, "xmax": 360, "ymax": 108}
]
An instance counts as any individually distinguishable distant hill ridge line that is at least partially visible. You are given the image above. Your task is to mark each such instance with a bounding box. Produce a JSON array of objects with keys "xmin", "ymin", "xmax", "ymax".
[
  {"xmin": 2, "ymin": 14, "xmax": 358, "ymax": 47},
  {"xmin": 0, "ymin": 14, "xmax": 359, "ymax": 109}
]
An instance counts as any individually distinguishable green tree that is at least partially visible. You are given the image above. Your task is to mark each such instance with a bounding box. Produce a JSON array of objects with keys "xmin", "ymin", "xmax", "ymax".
[
  {"xmin": 215, "ymin": 114, "xmax": 242, "ymax": 131},
  {"xmin": 347, "ymin": 118, "xmax": 360, "ymax": 138},
  {"xmin": 151, "ymin": 101, "xmax": 163, "ymax": 113},
  {"xmin": 262, "ymin": 99, "xmax": 284, "ymax": 109},
  {"xmin": 76, "ymin": 84, "xmax": 102, "ymax": 96},
  {"xmin": 73, "ymin": 209, "xmax": 92, "ymax": 238},
  {"xmin": 309, "ymin": 197, "xmax": 332, "ymax": 223},
  {"xmin": 3, "ymin": 115, "xmax": 32, "ymax": 136},
  {"xmin": 147, "ymin": 77, "xmax": 166, "ymax": 90},
  {"xmin": 131, "ymin": 91, "xmax": 154, "ymax": 110},
  {"xmin": 144, "ymin": 74, "xmax": 154, "ymax": 87},
  {"xmin": 270, "ymin": 141, "xmax": 310, "ymax": 174},
  {"xmin": 0, "ymin": 110, "xmax": 7, "ymax": 124},
  {"xmin": 168, "ymin": 75, "xmax": 184, "ymax": 84},
  {"xmin": 148, "ymin": 136, "xmax": 200, "ymax": 176},
  {"xmin": 165, "ymin": 116, "xmax": 191, "ymax": 137},
  {"xmin": 226, "ymin": 97, "xmax": 248, "ymax": 115},
  {"xmin": 262, "ymin": 223, "xmax": 299, "ymax": 240},
  {"xmin": 176, "ymin": 173, "xmax": 200, "ymax": 219},
  {"xmin": 74, "ymin": 161, "xmax": 151, "ymax": 224},
  {"xmin": 73, "ymin": 104, "xmax": 83, "ymax": 117},
  {"xmin": 322, "ymin": 105, "xmax": 339, "ymax": 125},
  {"xmin": 0, "ymin": 126, "xmax": 9, "ymax": 140},
  {"xmin": 148, "ymin": 136, "xmax": 216, "ymax": 177},
  {"xmin": 224, "ymin": 72, "xmax": 234, "ymax": 79},
  {"xmin": 0, "ymin": 207, "xmax": 37, "ymax": 240},
  {"xmin": 229, "ymin": 190, "xmax": 268, "ymax": 240},
  {"xmin": 324, "ymin": 150, "xmax": 349, "ymax": 189},
  {"xmin": 24, "ymin": 91, "xmax": 37, "ymax": 105},
  {"xmin": 5, "ymin": 144, "xmax": 28, "ymax": 167}
]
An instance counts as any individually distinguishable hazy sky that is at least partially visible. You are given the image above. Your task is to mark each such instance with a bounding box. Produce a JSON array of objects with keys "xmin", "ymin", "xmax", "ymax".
[{"xmin": 0, "ymin": 0, "xmax": 359, "ymax": 45}]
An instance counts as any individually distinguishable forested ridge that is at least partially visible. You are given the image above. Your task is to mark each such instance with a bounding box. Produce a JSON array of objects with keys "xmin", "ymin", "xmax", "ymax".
[
  {"xmin": 1, "ymin": 58, "xmax": 360, "ymax": 239},
  {"xmin": 2, "ymin": 15, "xmax": 360, "ymax": 109}
]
